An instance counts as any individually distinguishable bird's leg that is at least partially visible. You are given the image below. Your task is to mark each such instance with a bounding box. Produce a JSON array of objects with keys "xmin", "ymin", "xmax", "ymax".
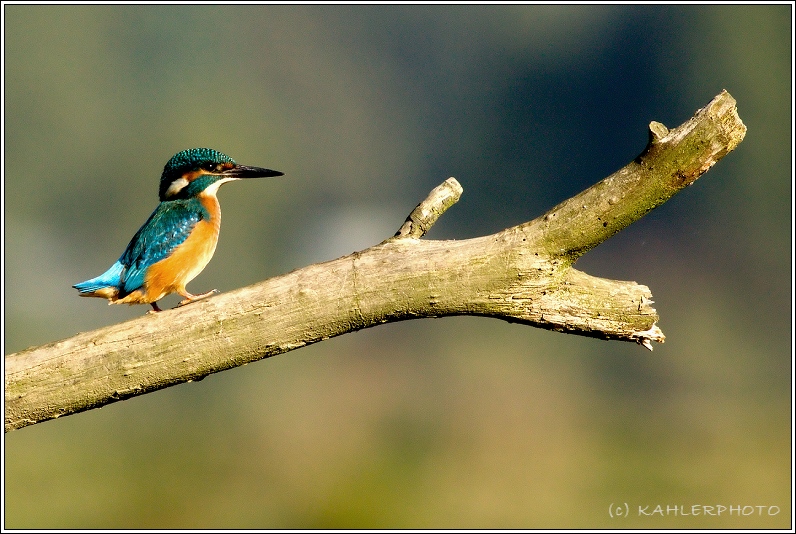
[
  {"xmin": 146, "ymin": 302, "xmax": 163, "ymax": 314},
  {"xmin": 176, "ymin": 289, "xmax": 219, "ymax": 307}
]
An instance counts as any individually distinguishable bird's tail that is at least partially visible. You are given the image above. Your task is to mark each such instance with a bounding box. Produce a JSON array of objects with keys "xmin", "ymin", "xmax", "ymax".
[{"xmin": 73, "ymin": 261, "xmax": 124, "ymax": 299}]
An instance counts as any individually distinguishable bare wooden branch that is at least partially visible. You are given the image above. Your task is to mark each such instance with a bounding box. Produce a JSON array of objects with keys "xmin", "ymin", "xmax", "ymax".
[{"xmin": 4, "ymin": 90, "xmax": 746, "ymax": 432}]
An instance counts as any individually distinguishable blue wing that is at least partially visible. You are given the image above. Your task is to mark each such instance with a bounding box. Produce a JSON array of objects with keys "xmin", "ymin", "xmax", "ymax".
[{"xmin": 117, "ymin": 199, "xmax": 208, "ymax": 295}]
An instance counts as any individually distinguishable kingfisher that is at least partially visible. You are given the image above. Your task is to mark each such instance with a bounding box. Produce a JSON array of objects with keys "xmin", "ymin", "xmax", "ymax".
[{"xmin": 73, "ymin": 148, "xmax": 284, "ymax": 312}]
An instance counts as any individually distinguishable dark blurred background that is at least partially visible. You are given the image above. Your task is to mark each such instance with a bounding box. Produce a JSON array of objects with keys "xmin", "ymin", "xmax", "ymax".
[{"xmin": 3, "ymin": 4, "xmax": 791, "ymax": 528}]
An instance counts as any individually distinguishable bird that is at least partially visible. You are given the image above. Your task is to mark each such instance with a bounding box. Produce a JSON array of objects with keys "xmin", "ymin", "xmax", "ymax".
[{"xmin": 73, "ymin": 148, "xmax": 284, "ymax": 312}]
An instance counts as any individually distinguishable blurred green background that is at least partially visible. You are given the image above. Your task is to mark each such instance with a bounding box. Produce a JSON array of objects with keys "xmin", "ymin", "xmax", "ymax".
[{"xmin": 3, "ymin": 4, "xmax": 791, "ymax": 529}]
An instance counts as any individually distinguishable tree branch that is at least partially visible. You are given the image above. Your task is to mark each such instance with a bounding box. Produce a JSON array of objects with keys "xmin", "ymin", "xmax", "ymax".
[{"xmin": 4, "ymin": 90, "xmax": 746, "ymax": 432}]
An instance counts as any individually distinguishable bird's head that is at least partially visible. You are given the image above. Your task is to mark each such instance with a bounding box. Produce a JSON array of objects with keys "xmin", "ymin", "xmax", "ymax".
[{"xmin": 159, "ymin": 148, "xmax": 283, "ymax": 201}]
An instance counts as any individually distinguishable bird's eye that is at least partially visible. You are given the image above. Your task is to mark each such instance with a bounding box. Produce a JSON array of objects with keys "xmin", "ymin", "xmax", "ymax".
[{"xmin": 202, "ymin": 162, "xmax": 222, "ymax": 172}]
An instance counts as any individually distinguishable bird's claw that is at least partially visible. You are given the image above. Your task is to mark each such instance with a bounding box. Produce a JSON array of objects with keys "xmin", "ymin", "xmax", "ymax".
[{"xmin": 176, "ymin": 289, "xmax": 219, "ymax": 308}]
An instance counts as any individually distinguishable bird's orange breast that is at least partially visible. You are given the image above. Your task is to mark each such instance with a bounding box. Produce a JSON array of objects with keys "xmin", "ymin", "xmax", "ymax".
[{"xmin": 139, "ymin": 194, "xmax": 222, "ymax": 303}]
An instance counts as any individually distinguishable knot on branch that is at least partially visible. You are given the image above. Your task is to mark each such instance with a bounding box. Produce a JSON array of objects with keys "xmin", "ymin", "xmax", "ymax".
[
  {"xmin": 395, "ymin": 177, "xmax": 463, "ymax": 239},
  {"xmin": 648, "ymin": 121, "xmax": 670, "ymax": 144}
]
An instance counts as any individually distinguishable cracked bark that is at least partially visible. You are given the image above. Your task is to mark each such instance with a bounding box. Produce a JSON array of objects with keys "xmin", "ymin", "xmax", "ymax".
[{"xmin": 5, "ymin": 90, "xmax": 746, "ymax": 432}]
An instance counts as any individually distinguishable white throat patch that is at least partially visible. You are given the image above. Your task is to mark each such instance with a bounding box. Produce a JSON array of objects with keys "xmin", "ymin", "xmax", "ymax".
[{"xmin": 202, "ymin": 177, "xmax": 238, "ymax": 197}]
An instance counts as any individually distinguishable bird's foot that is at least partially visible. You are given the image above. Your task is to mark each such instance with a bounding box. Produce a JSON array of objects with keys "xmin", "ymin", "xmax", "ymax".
[
  {"xmin": 145, "ymin": 302, "xmax": 163, "ymax": 314},
  {"xmin": 176, "ymin": 289, "xmax": 219, "ymax": 308}
]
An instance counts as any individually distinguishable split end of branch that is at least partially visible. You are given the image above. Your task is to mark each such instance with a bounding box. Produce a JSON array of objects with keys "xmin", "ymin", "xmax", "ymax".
[
  {"xmin": 395, "ymin": 177, "xmax": 463, "ymax": 239},
  {"xmin": 630, "ymin": 324, "xmax": 666, "ymax": 351}
]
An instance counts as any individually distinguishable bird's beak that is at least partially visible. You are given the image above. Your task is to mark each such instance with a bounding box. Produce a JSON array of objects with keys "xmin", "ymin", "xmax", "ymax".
[{"xmin": 223, "ymin": 165, "xmax": 284, "ymax": 179}]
